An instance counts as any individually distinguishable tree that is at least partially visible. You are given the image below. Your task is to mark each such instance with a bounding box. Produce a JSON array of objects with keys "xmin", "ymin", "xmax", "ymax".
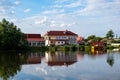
[
  {"xmin": 106, "ymin": 29, "xmax": 114, "ymax": 39},
  {"xmin": 86, "ymin": 35, "xmax": 102, "ymax": 43},
  {"xmin": 86, "ymin": 35, "xmax": 96, "ymax": 41},
  {"xmin": 0, "ymin": 18, "xmax": 28, "ymax": 50}
]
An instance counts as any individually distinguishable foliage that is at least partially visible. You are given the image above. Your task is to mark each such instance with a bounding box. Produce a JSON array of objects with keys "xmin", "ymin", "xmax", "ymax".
[
  {"xmin": 106, "ymin": 45, "xmax": 114, "ymax": 49},
  {"xmin": 86, "ymin": 35, "xmax": 103, "ymax": 43},
  {"xmin": 78, "ymin": 45, "xmax": 85, "ymax": 51},
  {"xmin": 0, "ymin": 18, "xmax": 28, "ymax": 50},
  {"xmin": 106, "ymin": 29, "xmax": 114, "ymax": 39},
  {"xmin": 111, "ymin": 39, "xmax": 120, "ymax": 43}
]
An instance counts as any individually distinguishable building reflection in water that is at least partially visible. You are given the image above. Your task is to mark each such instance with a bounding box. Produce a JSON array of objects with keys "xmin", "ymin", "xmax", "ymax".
[
  {"xmin": 91, "ymin": 48, "xmax": 105, "ymax": 55},
  {"xmin": 45, "ymin": 51, "xmax": 77, "ymax": 66},
  {"xmin": 76, "ymin": 51, "xmax": 84, "ymax": 60},
  {"xmin": 25, "ymin": 52, "xmax": 45, "ymax": 64}
]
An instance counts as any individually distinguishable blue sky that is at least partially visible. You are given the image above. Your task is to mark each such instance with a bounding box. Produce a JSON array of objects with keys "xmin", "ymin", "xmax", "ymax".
[{"xmin": 0, "ymin": 0, "xmax": 120, "ymax": 37}]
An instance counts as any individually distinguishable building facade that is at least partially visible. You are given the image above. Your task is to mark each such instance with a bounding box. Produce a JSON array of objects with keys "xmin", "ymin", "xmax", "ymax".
[
  {"xmin": 24, "ymin": 34, "xmax": 45, "ymax": 46},
  {"xmin": 44, "ymin": 30, "xmax": 78, "ymax": 46}
]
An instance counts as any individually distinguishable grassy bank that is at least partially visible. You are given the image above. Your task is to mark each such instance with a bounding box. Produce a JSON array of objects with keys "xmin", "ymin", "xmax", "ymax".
[
  {"xmin": 29, "ymin": 45, "xmax": 85, "ymax": 52},
  {"xmin": 29, "ymin": 45, "xmax": 120, "ymax": 52}
]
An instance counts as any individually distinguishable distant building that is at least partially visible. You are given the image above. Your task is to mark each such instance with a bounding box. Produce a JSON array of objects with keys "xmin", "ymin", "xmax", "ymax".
[
  {"xmin": 76, "ymin": 36, "xmax": 85, "ymax": 45},
  {"xmin": 111, "ymin": 43, "xmax": 120, "ymax": 47},
  {"xmin": 44, "ymin": 30, "xmax": 78, "ymax": 46},
  {"xmin": 24, "ymin": 34, "xmax": 45, "ymax": 46},
  {"xmin": 91, "ymin": 41, "xmax": 105, "ymax": 50}
]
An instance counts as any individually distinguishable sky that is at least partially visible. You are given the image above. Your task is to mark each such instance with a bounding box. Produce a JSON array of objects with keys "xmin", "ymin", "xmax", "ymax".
[{"xmin": 0, "ymin": 0, "xmax": 120, "ymax": 37}]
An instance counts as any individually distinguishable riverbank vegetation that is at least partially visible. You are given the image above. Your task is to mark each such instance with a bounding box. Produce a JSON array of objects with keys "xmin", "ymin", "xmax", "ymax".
[{"xmin": 0, "ymin": 19, "xmax": 28, "ymax": 50}]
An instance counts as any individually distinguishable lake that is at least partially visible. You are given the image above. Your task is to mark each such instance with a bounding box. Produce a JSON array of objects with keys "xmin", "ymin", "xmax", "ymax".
[{"xmin": 0, "ymin": 50, "xmax": 120, "ymax": 80}]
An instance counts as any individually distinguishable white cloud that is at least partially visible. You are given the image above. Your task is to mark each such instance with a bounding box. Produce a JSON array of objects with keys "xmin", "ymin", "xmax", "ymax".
[
  {"xmin": 14, "ymin": 1, "xmax": 21, "ymax": 5},
  {"xmin": 11, "ymin": 10, "xmax": 15, "ymax": 14},
  {"xmin": 43, "ymin": 9, "xmax": 64, "ymax": 14},
  {"xmin": 55, "ymin": 0, "xmax": 69, "ymax": 4},
  {"xmin": 60, "ymin": 22, "xmax": 75, "ymax": 27},
  {"xmin": 24, "ymin": 8, "xmax": 31, "ymax": 13},
  {"xmin": 60, "ymin": 23, "xmax": 66, "ymax": 27},
  {"xmin": 65, "ymin": 1, "xmax": 81, "ymax": 8},
  {"xmin": 52, "ymin": 5, "xmax": 63, "ymax": 8},
  {"xmin": 35, "ymin": 16, "xmax": 48, "ymax": 25},
  {"xmin": 0, "ymin": 0, "xmax": 20, "ymax": 20},
  {"xmin": 50, "ymin": 20, "xmax": 56, "ymax": 27},
  {"xmin": 72, "ymin": 0, "xmax": 120, "ymax": 17}
]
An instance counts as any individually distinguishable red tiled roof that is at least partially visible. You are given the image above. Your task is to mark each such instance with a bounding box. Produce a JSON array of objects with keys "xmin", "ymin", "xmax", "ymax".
[
  {"xmin": 45, "ymin": 30, "xmax": 78, "ymax": 36},
  {"xmin": 76, "ymin": 36, "xmax": 84, "ymax": 42},
  {"xmin": 27, "ymin": 38, "xmax": 44, "ymax": 42},
  {"xmin": 24, "ymin": 34, "xmax": 41, "ymax": 38},
  {"xmin": 92, "ymin": 41, "xmax": 105, "ymax": 46}
]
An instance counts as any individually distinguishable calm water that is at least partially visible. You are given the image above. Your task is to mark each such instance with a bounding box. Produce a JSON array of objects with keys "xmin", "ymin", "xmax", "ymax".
[{"xmin": 0, "ymin": 50, "xmax": 120, "ymax": 80}]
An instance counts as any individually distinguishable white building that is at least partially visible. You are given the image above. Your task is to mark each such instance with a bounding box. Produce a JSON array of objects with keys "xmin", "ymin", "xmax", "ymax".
[{"xmin": 44, "ymin": 30, "xmax": 78, "ymax": 46}]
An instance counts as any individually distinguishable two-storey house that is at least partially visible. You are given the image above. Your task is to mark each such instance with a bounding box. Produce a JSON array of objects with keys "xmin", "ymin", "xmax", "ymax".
[{"xmin": 44, "ymin": 30, "xmax": 78, "ymax": 46}]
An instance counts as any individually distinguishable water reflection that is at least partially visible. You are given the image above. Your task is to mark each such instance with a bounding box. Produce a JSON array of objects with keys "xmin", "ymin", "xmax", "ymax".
[
  {"xmin": 76, "ymin": 51, "xmax": 84, "ymax": 60},
  {"xmin": 0, "ymin": 51, "xmax": 28, "ymax": 80},
  {"xmin": 107, "ymin": 50, "xmax": 114, "ymax": 67},
  {"xmin": 91, "ymin": 49, "xmax": 105, "ymax": 55},
  {"xmin": 25, "ymin": 52, "xmax": 44, "ymax": 64},
  {"xmin": 0, "ymin": 50, "xmax": 119, "ymax": 80},
  {"xmin": 45, "ymin": 51, "xmax": 77, "ymax": 66}
]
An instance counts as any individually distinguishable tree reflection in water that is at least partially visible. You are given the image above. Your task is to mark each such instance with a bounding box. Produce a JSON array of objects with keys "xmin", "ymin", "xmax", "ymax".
[
  {"xmin": 107, "ymin": 51, "xmax": 114, "ymax": 67},
  {"xmin": 0, "ymin": 51, "xmax": 28, "ymax": 80}
]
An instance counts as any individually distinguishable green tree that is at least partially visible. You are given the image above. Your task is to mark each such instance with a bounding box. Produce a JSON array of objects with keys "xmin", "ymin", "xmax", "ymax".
[
  {"xmin": 106, "ymin": 29, "xmax": 114, "ymax": 39},
  {"xmin": 86, "ymin": 35, "xmax": 96, "ymax": 41},
  {"xmin": 86, "ymin": 35, "xmax": 102, "ymax": 43},
  {"xmin": 0, "ymin": 18, "xmax": 28, "ymax": 50}
]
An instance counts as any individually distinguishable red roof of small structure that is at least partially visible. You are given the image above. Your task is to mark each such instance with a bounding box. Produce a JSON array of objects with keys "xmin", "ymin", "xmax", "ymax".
[
  {"xmin": 24, "ymin": 34, "xmax": 44, "ymax": 42},
  {"xmin": 24, "ymin": 34, "xmax": 41, "ymax": 38},
  {"xmin": 27, "ymin": 38, "xmax": 44, "ymax": 42},
  {"xmin": 45, "ymin": 30, "xmax": 78, "ymax": 36},
  {"xmin": 92, "ymin": 41, "xmax": 105, "ymax": 46}
]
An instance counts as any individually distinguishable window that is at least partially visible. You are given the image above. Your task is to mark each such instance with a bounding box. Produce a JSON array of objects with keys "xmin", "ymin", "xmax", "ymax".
[
  {"xmin": 29, "ymin": 42, "xmax": 31, "ymax": 46},
  {"xmin": 49, "ymin": 37, "xmax": 50, "ymax": 39},
  {"xmin": 37, "ymin": 42, "xmax": 41, "ymax": 46},
  {"xmin": 51, "ymin": 41, "xmax": 53, "ymax": 44},
  {"xmin": 56, "ymin": 36, "xmax": 59, "ymax": 39},
  {"xmin": 33, "ymin": 42, "xmax": 36, "ymax": 46}
]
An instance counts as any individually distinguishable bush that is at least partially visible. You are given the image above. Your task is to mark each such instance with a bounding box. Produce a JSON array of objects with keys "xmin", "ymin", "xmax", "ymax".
[{"xmin": 78, "ymin": 45, "xmax": 85, "ymax": 51}]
